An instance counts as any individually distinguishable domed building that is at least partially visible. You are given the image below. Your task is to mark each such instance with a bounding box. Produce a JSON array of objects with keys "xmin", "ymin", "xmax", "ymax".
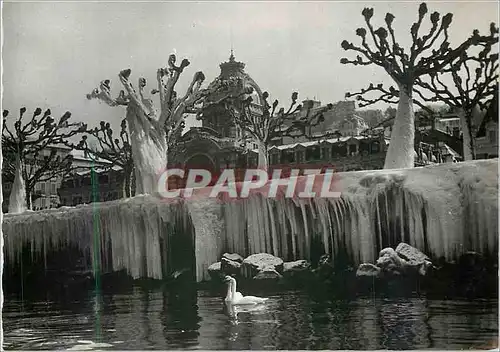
[{"xmin": 168, "ymin": 52, "xmax": 265, "ymax": 177}]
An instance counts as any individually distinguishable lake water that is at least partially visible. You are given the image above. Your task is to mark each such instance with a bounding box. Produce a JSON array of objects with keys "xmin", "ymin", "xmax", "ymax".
[{"xmin": 3, "ymin": 285, "xmax": 498, "ymax": 350}]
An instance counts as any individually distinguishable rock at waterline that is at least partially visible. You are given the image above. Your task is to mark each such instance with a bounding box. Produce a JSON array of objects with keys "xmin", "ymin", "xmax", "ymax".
[
  {"xmin": 376, "ymin": 245, "xmax": 433, "ymax": 277},
  {"xmin": 376, "ymin": 247, "xmax": 406, "ymax": 275},
  {"xmin": 253, "ymin": 267, "xmax": 283, "ymax": 280},
  {"xmin": 313, "ymin": 254, "xmax": 335, "ymax": 279},
  {"xmin": 395, "ymin": 243, "xmax": 433, "ymax": 276},
  {"xmin": 284, "ymin": 260, "xmax": 311, "ymax": 272},
  {"xmin": 396, "ymin": 243, "xmax": 430, "ymax": 263},
  {"xmin": 242, "ymin": 253, "xmax": 284, "ymax": 279},
  {"xmin": 458, "ymin": 251, "xmax": 485, "ymax": 271},
  {"xmin": 356, "ymin": 263, "xmax": 382, "ymax": 278},
  {"xmin": 221, "ymin": 257, "xmax": 242, "ymax": 276},
  {"xmin": 283, "ymin": 260, "xmax": 311, "ymax": 279},
  {"xmin": 222, "ymin": 252, "xmax": 244, "ymax": 263},
  {"xmin": 208, "ymin": 262, "xmax": 222, "ymax": 280}
]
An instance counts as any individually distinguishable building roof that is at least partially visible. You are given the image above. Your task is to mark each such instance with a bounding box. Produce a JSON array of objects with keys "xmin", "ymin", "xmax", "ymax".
[
  {"xmin": 441, "ymin": 144, "xmax": 461, "ymax": 158},
  {"xmin": 70, "ymin": 149, "xmax": 113, "ymax": 164},
  {"xmin": 436, "ymin": 117, "xmax": 460, "ymax": 122},
  {"xmin": 251, "ymin": 135, "xmax": 387, "ymax": 153},
  {"xmin": 74, "ymin": 165, "xmax": 123, "ymax": 176}
]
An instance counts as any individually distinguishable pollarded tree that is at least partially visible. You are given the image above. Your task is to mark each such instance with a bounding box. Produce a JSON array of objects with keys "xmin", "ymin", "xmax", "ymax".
[
  {"xmin": 66, "ymin": 118, "xmax": 135, "ymax": 198},
  {"xmin": 413, "ymin": 24, "xmax": 499, "ymax": 160},
  {"xmin": 340, "ymin": 2, "xmax": 496, "ymax": 169},
  {"xmin": 202, "ymin": 88, "xmax": 333, "ymax": 170},
  {"xmin": 2, "ymin": 108, "xmax": 86, "ymax": 213},
  {"xmin": 86, "ymin": 54, "xmax": 228, "ymax": 195}
]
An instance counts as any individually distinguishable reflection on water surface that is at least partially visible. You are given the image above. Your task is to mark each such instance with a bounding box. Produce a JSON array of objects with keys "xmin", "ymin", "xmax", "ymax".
[{"xmin": 3, "ymin": 287, "xmax": 498, "ymax": 350}]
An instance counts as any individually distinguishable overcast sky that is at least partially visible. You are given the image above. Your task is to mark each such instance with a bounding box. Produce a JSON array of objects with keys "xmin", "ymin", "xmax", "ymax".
[{"xmin": 2, "ymin": 1, "xmax": 498, "ymax": 131}]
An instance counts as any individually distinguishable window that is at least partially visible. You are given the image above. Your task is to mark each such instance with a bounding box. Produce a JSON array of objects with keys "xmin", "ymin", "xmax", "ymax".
[
  {"xmin": 98, "ymin": 174, "xmax": 109, "ymax": 184},
  {"xmin": 270, "ymin": 153, "xmax": 279, "ymax": 165},
  {"xmin": 281, "ymin": 150, "xmax": 295, "ymax": 163},
  {"xmin": 51, "ymin": 182, "xmax": 57, "ymax": 194},
  {"xmin": 306, "ymin": 146, "xmax": 321, "ymax": 161},
  {"xmin": 331, "ymin": 143, "xmax": 347, "ymax": 157},
  {"xmin": 348, "ymin": 144, "xmax": 357, "ymax": 155},
  {"xmin": 296, "ymin": 151, "xmax": 304, "ymax": 163},
  {"xmin": 489, "ymin": 130, "xmax": 496, "ymax": 143},
  {"xmin": 229, "ymin": 126, "xmax": 237, "ymax": 138},
  {"xmin": 322, "ymin": 147, "xmax": 330, "ymax": 160}
]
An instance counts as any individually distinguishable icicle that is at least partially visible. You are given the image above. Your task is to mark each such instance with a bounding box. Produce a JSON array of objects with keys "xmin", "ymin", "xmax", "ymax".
[
  {"xmin": 299, "ymin": 201, "xmax": 310, "ymax": 261},
  {"xmin": 266, "ymin": 199, "xmax": 279, "ymax": 256}
]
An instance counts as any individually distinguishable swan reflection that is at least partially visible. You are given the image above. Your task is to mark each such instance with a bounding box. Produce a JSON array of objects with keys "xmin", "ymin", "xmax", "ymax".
[{"xmin": 224, "ymin": 301, "xmax": 269, "ymax": 321}]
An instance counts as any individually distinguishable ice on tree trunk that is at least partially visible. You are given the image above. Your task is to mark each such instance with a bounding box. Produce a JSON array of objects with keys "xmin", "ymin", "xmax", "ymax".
[
  {"xmin": 125, "ymin": 103, "xmax": 167, "ymax": 195},
  {"xmin": 384, "ymin": 86, "xmax": 415, "ymax": 169},
  {"xmin": 8, "ymin": 156, "xmax": 27, "ymax": 214}
]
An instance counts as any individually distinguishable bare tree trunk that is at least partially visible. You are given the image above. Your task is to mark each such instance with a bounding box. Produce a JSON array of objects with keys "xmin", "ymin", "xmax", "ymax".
[
  {"xmin": 384, "ymin": 85, "xmax": 415, "ymax": 169},
  {"xmin": 458, "ymin": 108, "xmax": 474, "ymax": 161},
  {"xmin": 25, "ymin": 188, "xmax": 32, "ymax": 210},
  {"xmin": 8, "ymin": 156, "xmax": 27, "ymax": 213},
  {"xmin": 257, "ymin": 142, "xmax": 269, "ymax": 170},
  {"xmin": 122, "ymin": 166, "xmax": 134, "ymax": 198}
]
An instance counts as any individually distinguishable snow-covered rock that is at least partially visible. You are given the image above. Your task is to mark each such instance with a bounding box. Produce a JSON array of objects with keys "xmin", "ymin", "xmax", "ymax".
[
  {"xmin": 356, "ymin": 263, "xmax": 382, "ymax": 278},
  {"xmin": 376, "ymin": 245, "xmax": 433, "ymax": 277},
  {"xmin": 376, "ymin": 248, "xmax": 405, "ymax": 273},
  {"xmin": 242, "ymin": 253, "xmax": 284, "ymax": 279},
  {"xmin": 284, "ymin": 260, "xmax": 310, "ymax": 272},
  {"xmin": 253, "ymin": 267, "xmax": 283, "ymax": 280},
  {"xmin": 395, "ymin": 243, "xmax": 433, "ymax": 276},
  {"xmin": 283, "ymin": 260, "xmax": 311, "ymax": 279},
  {"xmin": 396, "ymin": 243, "xmax": 430, "ymax": 263},
  {"xmin": 221, "ymin": 257, "xmax": 241, "ymax": 276},
  {"xmin": 222, "ymin": 252, "xmax": 244, "ymax": 263},
  {"xmin": 208, "ymin": 262, "xmax": 222, "ymax": 280}
]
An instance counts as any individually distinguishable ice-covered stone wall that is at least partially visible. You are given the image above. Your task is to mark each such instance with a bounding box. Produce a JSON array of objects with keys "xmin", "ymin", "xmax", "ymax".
[
  {"xmin": 219, "ymin": 159, "xmax": 498, "ymax": 266},
  {"xmin": 3, "ymin": 159, "xmax": 497, "ymax": 282}
]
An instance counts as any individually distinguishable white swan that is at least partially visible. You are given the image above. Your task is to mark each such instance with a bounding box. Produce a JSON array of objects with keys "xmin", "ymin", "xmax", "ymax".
[{"xmin": 223, "ymin": 275, "xmax": 268, "ymax": 305}]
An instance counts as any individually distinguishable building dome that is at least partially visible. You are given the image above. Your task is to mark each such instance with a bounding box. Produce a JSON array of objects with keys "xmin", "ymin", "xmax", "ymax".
[{"xmin": 205, "ymin": 52, "xmax": 265, "ymax": 106}]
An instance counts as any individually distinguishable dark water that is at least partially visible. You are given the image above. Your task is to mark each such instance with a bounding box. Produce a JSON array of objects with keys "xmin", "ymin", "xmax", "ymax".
[{"xmin": 3, "ymin": 286, "xmax": 498, "ymax": 350}]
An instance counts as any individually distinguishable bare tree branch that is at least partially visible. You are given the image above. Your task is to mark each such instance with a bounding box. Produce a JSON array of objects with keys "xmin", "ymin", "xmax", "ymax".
[{"xmin": 2, "ymin": 107, "xmax": 86, "ymax": 208}]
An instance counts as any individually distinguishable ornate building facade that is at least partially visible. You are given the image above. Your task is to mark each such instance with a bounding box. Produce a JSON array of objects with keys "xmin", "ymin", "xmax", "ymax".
[
  {"xmin": 57, "ymin": 54, "xmax": 470, "ymax": 205},
  {"xmin": 168, "ymin": 53, "xmax": 265, "ymax": 177},
  {"xmin": 170, "ymin": 53, "xmax": 390, "ymax": 179}
]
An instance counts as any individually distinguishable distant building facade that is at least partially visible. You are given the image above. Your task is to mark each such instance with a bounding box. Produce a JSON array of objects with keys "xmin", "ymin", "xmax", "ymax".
[
  {"xmin": 54, "ymin": 55, "xmax": 487, "ymax": 207},
  {"xmin": 58, "ymin": 166, "xmax": 124, "ymax": 206},
  {"xmin": 248, "ymin": 135, "xmax": 389, "ymax": 173},
  {"xmin": 2, "ymin": 145, "xmax": 110, "ymax": 212},
  {"xmin": 171, "ymin": 54, "xmax": 392, "ymax": 178}
]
